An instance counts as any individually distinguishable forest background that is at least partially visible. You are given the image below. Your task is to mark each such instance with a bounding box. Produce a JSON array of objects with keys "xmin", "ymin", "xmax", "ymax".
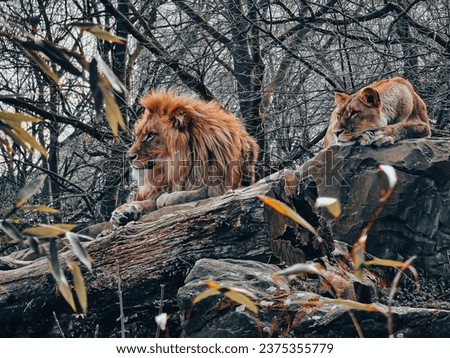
[{"xmin": 1, "ymin": 0, "xmax": 449, "ymax": 228}]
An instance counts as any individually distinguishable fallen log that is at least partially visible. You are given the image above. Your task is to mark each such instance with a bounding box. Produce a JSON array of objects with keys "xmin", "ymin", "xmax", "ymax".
[{"xmin": 0, "ymin": 169, "xmax": 327, "ymax": 337}]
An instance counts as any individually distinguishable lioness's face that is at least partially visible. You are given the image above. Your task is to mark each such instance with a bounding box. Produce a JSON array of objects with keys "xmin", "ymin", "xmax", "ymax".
[
  {"xmin": 127, "ymin": 110, "xmax": 169, "ymax": 171},
  {"xmin": 332, "ymin": 88, "xmax": 384, "ymax": 142}
]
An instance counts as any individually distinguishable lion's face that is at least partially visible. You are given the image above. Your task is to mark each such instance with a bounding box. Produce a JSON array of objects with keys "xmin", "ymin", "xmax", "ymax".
[
  {"xmin": 127, "ymin": 93, "xmax": 194, "ymax": 188},
  {"xmin": 128, "ymin": 110, "xmax": 169, "ymax": 170},
  {"xmin": 332, "ymin": 87, "xmax": 386, "ymax": 142}
]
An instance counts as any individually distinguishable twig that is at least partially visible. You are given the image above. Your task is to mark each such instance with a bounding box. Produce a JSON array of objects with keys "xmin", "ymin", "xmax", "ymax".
[
  {"xmin": 387, "ymin": 256, "xmax": 417, "ymax": 337},
  {"xmin": 52, "ymin": 311, "xmax": 65, "ymax": 338},
  {"xmin": 116, "ymin": 260, "xmax": 126, "ymax": 338},
  {"xmin": 347, "ymin": 310, "xmax": 364, "ymax": 338},
  {"xmin": 155, "ymin": 284, "xmax": 165, "ymax": 338}
]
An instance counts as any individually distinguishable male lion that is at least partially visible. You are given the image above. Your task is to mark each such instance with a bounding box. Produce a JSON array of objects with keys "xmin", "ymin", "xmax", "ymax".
[
  {"xmin": 324, "ymin": 77, "xmax": 431, "ymax": 147},
  {"xmin": 110, "ymin": 90, "xmax": 259, "ymax": 226}
]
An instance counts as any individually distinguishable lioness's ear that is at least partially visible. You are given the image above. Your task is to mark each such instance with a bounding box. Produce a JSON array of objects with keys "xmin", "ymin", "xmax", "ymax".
[
  {"xmin": 359, "ymin": 87, "xmax": 380, "ymax": 108},
  {"xmin": 335, "ymin": 92, "xmax": 350, "ymax": 107}
]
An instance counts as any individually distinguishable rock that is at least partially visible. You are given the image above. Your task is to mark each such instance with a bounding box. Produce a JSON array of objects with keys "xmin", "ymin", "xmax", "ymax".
[
  {"xmin": 177, "ymin": 258, "xmax": 450, "ymax": 338},
  {"xmin": 1, "ymin": 138, "xmax": 449, "ymax": 337},
  {"xmin": 302, "ymin": 138, "xmax": 450, "ymax": 280},
  {"xmin": 177, "ymin": 258, "xmax": 289, "ymax": 337}
]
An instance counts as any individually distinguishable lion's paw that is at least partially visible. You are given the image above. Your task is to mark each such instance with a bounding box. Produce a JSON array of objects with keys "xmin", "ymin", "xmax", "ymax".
[
  {"xmin": 110, "ymin": 203, "xmax": 142, "ymax": 227},
  {"xmin": 372, "ymin": 130, "xmax": 396, "ymax": 146},
  {"xmin": 356, "ymin": 131, "xmax": 375, "ymax": 146},
  {"xmin": 156, "ymin": 192, "xmax": 171, "ymax": 209}
]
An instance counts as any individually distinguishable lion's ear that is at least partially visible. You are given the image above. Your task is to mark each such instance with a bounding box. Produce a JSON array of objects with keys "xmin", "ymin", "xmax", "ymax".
[
  {"xmin": 171, "ymin": 111, "xmax": 190, "ymax": 131},
  {"xmin": 359, "ymin": 87, "xmax": 380, "ymax": 108},
  {"xmin": 335, "ymin": 92, "xmax": 350, "ymax": 107}
]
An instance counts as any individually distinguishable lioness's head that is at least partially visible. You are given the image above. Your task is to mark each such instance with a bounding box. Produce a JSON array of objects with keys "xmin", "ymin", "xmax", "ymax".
[{"xmin": 332, "ymin": 87, "xmax": 386, "ymax": 142}]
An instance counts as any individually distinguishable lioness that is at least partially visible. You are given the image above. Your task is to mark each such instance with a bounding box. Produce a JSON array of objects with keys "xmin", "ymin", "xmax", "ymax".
[
  {"xmin": 324, "ymin": 77, "xmax": 431, "ymax": 147},
  {"xmin": 110, "ymin": 90, "xmax": 259, "ymax": 226}
]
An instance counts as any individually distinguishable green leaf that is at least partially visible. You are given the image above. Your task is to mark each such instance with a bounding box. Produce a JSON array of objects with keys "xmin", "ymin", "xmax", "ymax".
[{"xmin": 27, "ymin": 236, "xmax": 43, "ymax": 256}]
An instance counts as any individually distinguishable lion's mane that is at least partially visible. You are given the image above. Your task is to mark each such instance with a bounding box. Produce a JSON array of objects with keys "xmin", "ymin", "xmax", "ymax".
[{"xmin": 132, "ymin": 90, "xmax": 259, "ymax": 202}]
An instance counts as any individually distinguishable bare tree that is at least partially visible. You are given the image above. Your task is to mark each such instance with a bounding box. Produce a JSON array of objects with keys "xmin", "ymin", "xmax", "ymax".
[{"xmin": 1, "ymin": 0, "xmax": 450, "ymax": 228}]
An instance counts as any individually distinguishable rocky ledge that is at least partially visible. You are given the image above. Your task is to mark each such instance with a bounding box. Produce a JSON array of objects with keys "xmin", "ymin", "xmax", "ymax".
[{"xmin": 0, "ymin": 138, "xmax": 449, "ymax": 337}]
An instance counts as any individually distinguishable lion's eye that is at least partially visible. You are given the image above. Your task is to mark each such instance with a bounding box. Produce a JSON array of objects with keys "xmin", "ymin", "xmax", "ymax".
[
  {"xmin": 350, "ymin": 110, "xmax": 359, "ymax": 118},
  {"xmin": 144, "ymin": 133, "xmax": 155, "ymax": 142}
]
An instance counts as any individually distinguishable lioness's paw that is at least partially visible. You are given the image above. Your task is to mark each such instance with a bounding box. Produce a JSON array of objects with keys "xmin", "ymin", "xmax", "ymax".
[
  {"xmin": 356, "ymin": 131, "xmax": 375, "ymax": 146},
  {"xmin": 156, "ymin": 192, "xmax": 171, "ymax": 209},
  {"xmin": 373, "ymin": 130, "xmax": 396, "ymax": 146},
  {"xmin": 110, "ymin": 203, "xmax": 142, "ymax": 226}
]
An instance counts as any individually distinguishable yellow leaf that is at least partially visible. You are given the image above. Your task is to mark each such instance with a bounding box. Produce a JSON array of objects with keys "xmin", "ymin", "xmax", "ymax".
[
  {"xmin": 193, "ymin": 281, "xmax": 258, "ymax": 314},
  {"xmin": 364, "ymin": 259, "xmax": 406, "ymax": 268},
  {"xmin": 224, "ymin": 290, "xmax": 258, "ymax": 314},
  {"xmin": 192, "ymin": 288, "xmax": 220, "ymax": 305},
  {"xmin": 315, "ymin": 197, "xmax": 341, "ymax": 219},
  {"xmin": 2, "ymin": 127, "xmax": 32, "ymax": 154},
  {"xmin": 258, "ymin": 195, "xmax": 317, "ymax": 236},
  {"xmin": 22, "ymin": 224, "xmax": 77, "ymax": 238},
  {"xmin": 2, "ymin": 121, "xmax": 48, "ymax": 157},
  {"xmin": 205, "ymin": 280, "xmax": 220, "ymax": 289},
  {"xmin": 70, "ymin": 261, "xmax": 88, "ymax": 315},
  {"xmin": 57, "ymin": 281, "xmax": 77, "ymax": 312},
  {"xmin": 86, "ymin": 26, "xmax": 127, "ymax": 44},
  {"xmin": 0, "ymin": 137, "xmax": 12, "ymax": 154},
  {"xmin": 24, "ymin": 50, "xmax": 61, "ymax": 84},
  {"xmin": 100, "ymin": 86, "xmax": 126, "ymax": 138},
  {"xmin": 0, "ymin": 112, "xmax": 43, "ymax": 122},
  {"xmin": 293, "ymin": 298, "xmax": 380, "ymax": 312},
  {"xmin": 19, "ymin": 205, "xmax": 59, "ymax": 214}
]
